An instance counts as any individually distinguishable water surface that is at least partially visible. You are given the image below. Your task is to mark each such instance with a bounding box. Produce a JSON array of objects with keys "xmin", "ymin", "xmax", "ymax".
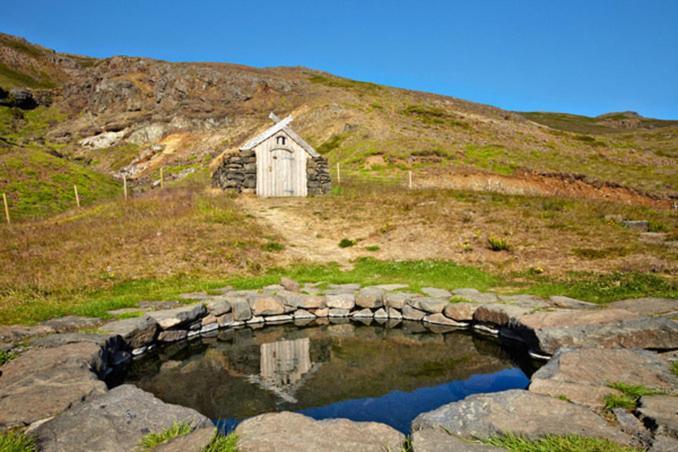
[{"xmin": 120, "ymin": 321, "xmax": 537, "ymax": 433}]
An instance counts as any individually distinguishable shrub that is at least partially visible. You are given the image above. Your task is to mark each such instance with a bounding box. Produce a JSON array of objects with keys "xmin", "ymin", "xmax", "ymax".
[
  {"xmin": 262, "ymin": 241, "xmax": 285, "ymax": 252},
  {"xmin": 338, "ymin": 238, "xmax": 355, "ymax": 248},
  {"xmin": 487, "ymin": 236, "xmax": 510, "ymax": 252},
  {"xmin": 140, "ymin": 422, "xmax": 192, "ymax": 449}
]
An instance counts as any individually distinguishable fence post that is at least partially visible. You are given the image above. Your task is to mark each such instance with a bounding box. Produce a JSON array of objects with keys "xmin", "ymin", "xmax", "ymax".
[
  {"xmin": 160, "ymin": 167, "xmax": 164, "ymax": 189},
  {"xmin": 123, "ymin": 175, "xmax": 128, "ymax": 200},
  {"xmin": 408, "ymin": 170, "xmax": 413, "ymax": 189},
  {"xmin": 336, "ymin": 163, "xmax": 341, "ymax": 185},
  {"xmin": 2, "ymin": 193, "xmax": 10, "ymax": 225},
  {"xmin": 73, "ymin": 185, "xmax": 81, "ymax": 208}
]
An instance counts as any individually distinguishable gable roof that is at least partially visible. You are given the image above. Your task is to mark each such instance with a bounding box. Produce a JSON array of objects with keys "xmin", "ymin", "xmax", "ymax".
[{"xmin": 240, "ymin": 113, "xmax": 319, "ymax": 157}]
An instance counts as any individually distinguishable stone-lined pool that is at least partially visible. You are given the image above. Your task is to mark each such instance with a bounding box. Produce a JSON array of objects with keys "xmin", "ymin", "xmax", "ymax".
[{"xmin": 115, "ymin": 321, "xmax": 539, "ymax": 434}]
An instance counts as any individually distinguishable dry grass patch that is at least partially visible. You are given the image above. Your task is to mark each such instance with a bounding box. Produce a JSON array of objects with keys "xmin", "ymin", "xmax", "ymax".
[{"xmin": 0, "ymin": 185, "xmax": 276, "ymax": 323}]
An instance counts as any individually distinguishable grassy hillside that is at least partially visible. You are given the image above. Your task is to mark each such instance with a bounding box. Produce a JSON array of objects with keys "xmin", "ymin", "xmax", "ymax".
[{"xmin": 0, "ymin": 105, "xmax": 122, "ymax": 220}]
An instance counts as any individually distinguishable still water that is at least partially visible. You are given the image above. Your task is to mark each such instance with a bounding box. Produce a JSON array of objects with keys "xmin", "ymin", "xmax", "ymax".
[{"xmin": 119, "ymin": 321, "xmax": 537, "ymax": 434}]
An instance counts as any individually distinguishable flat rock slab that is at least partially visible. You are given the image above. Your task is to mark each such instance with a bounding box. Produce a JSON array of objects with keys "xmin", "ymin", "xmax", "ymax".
[
  {"xmin": 100, "ymin": 315, "xmax": 158, "ymax": 349},
  {"xmin": 0, "ymin": 324, "xmax": 55, "ymax": 342},
  {"xmin": 148, "ymin": 304, "xmax": 206, "ymax": 329},
  {"xmin": 412, "ymin": 429, "xmax": 502, "ymax": 451},
  {"xmin": 548, "ymin": 296, "xmax": 598, "ymax": 309},
  {"xmin": 452, "ymin": 288, "xmax": 499, "ymax": 304},
  {"xmin": 414, "ymin": 297, "xmax": 448, "ymax": 314},
  {"xmin": 534, "ymin": 317, "xmax": 678, "ymax": 355},
  {"xmin": 42, "ymin": 316, "xmax": 102, "ymax": 332},
  {"xmin": 0, "ymin": 342, "xmax": 106, "ymax": 428},
  {"xmin": 637, "ymin": 395, "xmax": 678, "ymax": 438},
  {"xmin": 235, "ymin": 411, "xmax": 405, "ymax": 452},
  {"xmin": 529, "ymin": 348, "xmax": 678, "ymax": 409},
  {"xmin": 31, "ymin": 333, "xmax": 117, "ymax": 349},
  {"xmin": 411, "ymin": 389, "xmax": 630, "ymax": 445},
  {"xmin": 35, "ymin": 384, "xmax": 211, "ymax": 452},
  {"xmin": 517, "ymin": 308, "xmax": 639, "ymax": 330},
  {"xmin": 421, "ymin": 287, "xmax": 451, "ymax": 298},
  {"xmin": 608, "ymin": 298, "xmax": 678, "ymax": 317}
]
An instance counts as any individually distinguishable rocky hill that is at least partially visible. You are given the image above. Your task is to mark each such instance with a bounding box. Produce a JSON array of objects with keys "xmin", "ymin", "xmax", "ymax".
[{"xmin": 1, "ymin": 32, "xmax": 677, "ymax": 219}]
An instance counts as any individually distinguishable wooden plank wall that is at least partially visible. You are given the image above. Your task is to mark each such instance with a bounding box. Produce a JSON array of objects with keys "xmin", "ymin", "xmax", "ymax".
[{"xmin": 255, "ymin": 132, "xmax": 308, "ymax": 197}]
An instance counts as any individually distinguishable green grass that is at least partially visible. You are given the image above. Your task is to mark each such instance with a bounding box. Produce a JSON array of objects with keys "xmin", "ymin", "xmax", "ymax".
[
  {"xmin": 0, "ymin": 147, "xmax": 122, "ymax": 220},
  {"xmin": 604, "ymin": 382, "xmax": 665, "ymax": 411},
  {"xmin": 603, "ymin": 393, "xmax": 637, "ymax": 411},
  {"xmin": 0, "ymin": 431, "xmax": 37, "ymax": 452},
  {"xmin": 203, "ymin": 433, "xmax": 238, "ymax": 452},
  {"xmin": 671, "ymin": 361, "xmax": 678, "ymax": 377},
  {"xmin": 0, "ymin": 349, "xmax": 17, "ymax": 365},
  {"xmin": 140, "ymin": 422, "xmax": 192, "ymax": 449},
  {"xmin": 3, "ymin": 256, "xmax": 677, "ymax": 325},
  {"xmin": 485, "ymin": 433, "xmax": 637, "ymax": 452},
  {"xmin": 527, "ymin": 271, "xmax": 678, "ymax": 303},
  {"xmin": 365, "ymin": 245, "xmax": 380, "ymax": 252}
]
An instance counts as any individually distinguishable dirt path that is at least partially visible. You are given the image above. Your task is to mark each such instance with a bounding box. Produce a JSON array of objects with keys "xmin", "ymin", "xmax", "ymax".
[{"xmin": 237, "ymin": 196, "xmax": 355, "ymax": 267}]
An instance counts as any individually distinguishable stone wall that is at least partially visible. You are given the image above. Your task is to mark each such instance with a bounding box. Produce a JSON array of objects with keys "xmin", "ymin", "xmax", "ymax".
[
  {"xmin": 307, "ymin": 155, "xmax": 331, "ymax": 195},
  {"xmin": 211, "ymin": 149, "xmax": 256, "ymax": 192},
  {"xmin": 211, "ymin": 151, "xmax": 331, "ymax": 195}
]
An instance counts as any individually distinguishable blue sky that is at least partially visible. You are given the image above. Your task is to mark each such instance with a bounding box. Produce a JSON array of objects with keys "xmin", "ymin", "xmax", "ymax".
[{"xmin": 2, "ymin": 0, "xmax": 677, "ymax": 118}]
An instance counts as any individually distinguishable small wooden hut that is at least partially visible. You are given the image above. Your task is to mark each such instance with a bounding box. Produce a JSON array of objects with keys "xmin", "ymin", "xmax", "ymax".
[{"xmin": 212, "ymin": 113, "xmax": 331, "ymax": 197}]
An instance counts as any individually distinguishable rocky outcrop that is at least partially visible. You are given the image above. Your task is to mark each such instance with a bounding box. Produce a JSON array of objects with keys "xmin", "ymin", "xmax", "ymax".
[
  {"xmin": 412, "ymin": 389, "xmax": 631, "ymax": 444},
  {"xmin": 529, "ymin": 348, "xmax": 678, "ymax": 409},
  {"xmin": 34, "ymin": 385, "xmax": 212, "ymax": 452},
  {"xmin": 0, "ymin": 342, "xmax": 107, "ymax": 428},
  {"xmin": 235, "ymin": 412, "xmax": 405, "ymax": 452}
]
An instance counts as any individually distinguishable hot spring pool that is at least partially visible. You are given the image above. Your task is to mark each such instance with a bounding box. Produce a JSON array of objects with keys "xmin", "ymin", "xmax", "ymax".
[{"xmin": 115, "ymin": 321, "xmax": 538, "ymax": 434}]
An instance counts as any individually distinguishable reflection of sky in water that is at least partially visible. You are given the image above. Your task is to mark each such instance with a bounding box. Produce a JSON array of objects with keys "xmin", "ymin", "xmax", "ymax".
[{"xmin": 215, "ymin": 367, "xmax": 529, "ymax": 434}]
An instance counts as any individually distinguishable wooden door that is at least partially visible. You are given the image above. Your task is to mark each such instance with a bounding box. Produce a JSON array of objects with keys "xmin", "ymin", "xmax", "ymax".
[{"xmin": 271, "ymin": 149, "xmax": 295, "ymax": 196}]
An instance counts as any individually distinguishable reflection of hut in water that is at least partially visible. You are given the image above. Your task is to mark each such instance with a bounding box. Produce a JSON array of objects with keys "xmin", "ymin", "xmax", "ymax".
[{"xmin": 249, "ymin": 337, "xmax": 319, "ymax": 403}]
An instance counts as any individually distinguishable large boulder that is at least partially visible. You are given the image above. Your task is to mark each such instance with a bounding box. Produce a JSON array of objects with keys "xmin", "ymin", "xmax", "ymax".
[
  {"xmin": 235, "ymin": 411, "xmax": 405, "ymax": 452},
  {"xmin": 148, "ymin": 304, "xmax": 206, "ymax": 329},
  {"xmin": 35, "ymin": 385, "xmax": 211, "ymax": 452},
  {"xmin": 529, "ymin": 348, "xmax": 678, "ymax": 409},
  {"xmin": 0, "ymin": 342, "xmax": 107, "ymax": 428},
  {"xmin": 250, "ymin": 296, "xmax": 285, "ymax": 316},
  {"xmin": 444, "ymin": 303, "xmax": 478, "ymax": 322},
  {"xmin": 229, "ymin": 297, "xmax": 253, "ymax": 321},
  {"xmin": 355, "ymin": 288, "xmax": 385, "ymax": 309},
  {"xmin": 326, "ymin": 293, "xmax": 356, "ymax": 310},
  {"xmin": 473, "ymin": 303, "xmax": 533, "ymax": 327},
  {"xmin": 411, "ymin": 429, "xmax": 502, "ymax": 451},
  {"xmin": 534, "ymin": 317, "xmax": 678, "ymax": 355},
  {"xmin": 517, "ymin": 308, "xmax": 639, "ymax": 330},
  {"xmin": 413, "ymin": 298, "xmax": 448, "ymax": 314},
  {"xmin": 100, "ymin": 315, "xmax": 158, "ymax": 349},
  {"xmin": 411, "ymin": 389, "xmax": 630, "ymax": 444}
]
